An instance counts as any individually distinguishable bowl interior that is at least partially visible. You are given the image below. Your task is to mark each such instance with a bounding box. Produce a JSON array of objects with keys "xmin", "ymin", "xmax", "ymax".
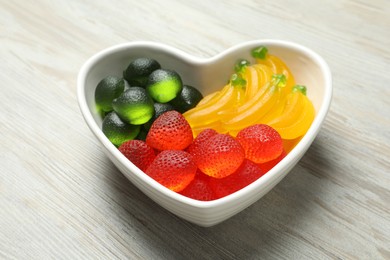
[{"xmin": 77, "ymin": 40, "xmax": 332, "ymax": 226}]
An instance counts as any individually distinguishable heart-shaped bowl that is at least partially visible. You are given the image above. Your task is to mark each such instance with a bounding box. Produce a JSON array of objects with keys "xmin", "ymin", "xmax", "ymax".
[{"xmin": 77, "ymin": 40, "xmax": 332, "ymax": 227}]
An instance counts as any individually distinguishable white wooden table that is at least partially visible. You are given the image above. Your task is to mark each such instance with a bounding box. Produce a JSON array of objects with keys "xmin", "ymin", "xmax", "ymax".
[{"xmin": 1, "ymin": 0, "xmax": 389, "ymax": 259}]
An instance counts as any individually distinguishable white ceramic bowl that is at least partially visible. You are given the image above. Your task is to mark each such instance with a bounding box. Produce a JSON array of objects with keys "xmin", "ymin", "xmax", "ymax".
[{"xmin": 77, "ymin": 40, "xmax": 332, "ymax": 227}]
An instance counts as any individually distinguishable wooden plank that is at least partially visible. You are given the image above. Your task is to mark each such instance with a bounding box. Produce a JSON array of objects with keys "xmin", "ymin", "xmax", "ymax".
[{"xmin": 0, "ymin": 0, "xmax": 389, "ymax": 259}]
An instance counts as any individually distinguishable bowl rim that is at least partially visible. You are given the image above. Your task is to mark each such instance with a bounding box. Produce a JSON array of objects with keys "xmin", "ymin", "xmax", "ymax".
[{"xmin": 77, "ymin": 39, "xmax": 332, "ymax": 209}]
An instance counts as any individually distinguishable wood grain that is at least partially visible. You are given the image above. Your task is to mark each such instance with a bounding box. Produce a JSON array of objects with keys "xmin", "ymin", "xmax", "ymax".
[{"xmin": 1, "ymin": 0, "xmax": 389, "ymax": 259}]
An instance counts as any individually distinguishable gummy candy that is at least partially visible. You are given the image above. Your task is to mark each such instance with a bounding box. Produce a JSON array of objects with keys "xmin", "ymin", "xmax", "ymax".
[
  {"xmin": 186, "ymin": 128, "xmax": 218, "ymax": 158},
  {"xmin": 145, "ymin": 150, "xmax": 197, "ymax": 192},
  {"xmin": 119, "ymin": 140, "xmax": 156, "ymax": 171},
  {"xmin": 146, "ymin": 111, "xmax": 193, "ymax": 151},
  {"xmin": 236, "ymin": 124, "xmax": 283, "ymax": 163},
  {"xmin": 194, "ymin": 134, "xmax": 245, "ymax": 178},
  {"xmin": 179, "ymin": 170, "xmax": 217, "ymax": 201},
  {"xmin": 209, "ymin": 159, "xmax": 265, "ymax": 198}
]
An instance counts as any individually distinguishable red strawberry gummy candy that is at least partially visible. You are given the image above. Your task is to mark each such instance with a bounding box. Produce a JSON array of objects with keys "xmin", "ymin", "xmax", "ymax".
[
  {"xmin": 195, "ymin": 133, "xmax": 245, "ymax": 178},
  {"xmin": 209, "ymin": 159, "xmax": 265, "ymax": 198},
  {"xmin": 257, "ymin": 150, "xmax": 286, "ymax": 173},
  {"xmin": 236, "ymin": 124, "xmax": 283, "ymax": 163},
  {"xmin": 119, "ymin": 140, "xmax": 156, "ymax": 172},
  {"xmin": 146, "ymin": 110, "xmax": 193, "ymax": 151},
  {"xmin": 186, "ymin": 128, "xmax": 218, "ymax": 157},
  {"xmin": 145, "ymin": 150, "xmax": 197, "ymax": 192},
  {"xmin": 179, "ymin": 170, "xmax": 217, "ymax": 201}
]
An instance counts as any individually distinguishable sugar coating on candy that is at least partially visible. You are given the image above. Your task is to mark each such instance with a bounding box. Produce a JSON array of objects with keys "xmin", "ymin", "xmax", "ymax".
[
  {"xmin": 195, "ymin": 133, "xmax": 245, "ymax": 179},
  {"xmin": 179, "ymin": 170, "xmax": 217, "ymax": 201},
  {"xmin": 209, "ymin": 159, "xmax": 265, "ymax": 198},
  {"xmin": 146, "ymin": 110, "xmax": 193, "ymax": 151},
  {"xmin": 119, "ymin": 140, "xmax": 156, "ymax": 172},
  {"xmin": 236, "ymin": 124, "xmax": 283, "ymax": 163},
  {"xmin": 145, "ymin": 150, "xmax": 197, "ymax": 192},
  {"xmin": 186, "ymin": 128, "xmax": 218, "ymax": 158}
]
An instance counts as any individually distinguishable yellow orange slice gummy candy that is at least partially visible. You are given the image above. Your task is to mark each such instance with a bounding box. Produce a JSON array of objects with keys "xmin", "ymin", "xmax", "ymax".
[{"xmin": 183, "ymin": 48, "xmax": 315, "ymax": 149}]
